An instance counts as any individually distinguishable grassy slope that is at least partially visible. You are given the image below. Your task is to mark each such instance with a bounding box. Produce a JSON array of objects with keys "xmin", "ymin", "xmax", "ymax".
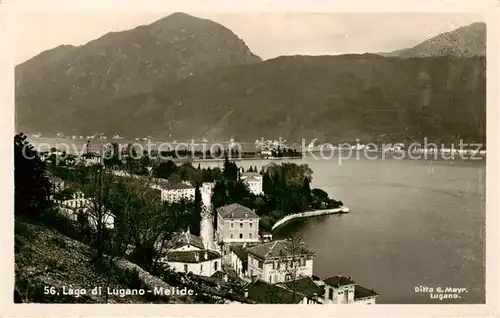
[{"xmin": 14, "ymin": 216, "xmax": 194, "ymax": 303}]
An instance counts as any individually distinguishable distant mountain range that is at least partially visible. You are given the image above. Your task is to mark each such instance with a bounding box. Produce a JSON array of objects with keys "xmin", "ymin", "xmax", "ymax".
[
  {"xmin": 15, "ymin": 14, "xmax": 486, "ymax": 144},
  {"xmin": 379, "ymin": 22, "xmax": 486, "ymax": 58}
]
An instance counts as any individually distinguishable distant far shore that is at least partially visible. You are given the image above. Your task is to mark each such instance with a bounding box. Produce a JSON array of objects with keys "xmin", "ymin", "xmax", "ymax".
[{"xmin": 189, "ymin": 156, "xmax": 301, "ymax": 163}]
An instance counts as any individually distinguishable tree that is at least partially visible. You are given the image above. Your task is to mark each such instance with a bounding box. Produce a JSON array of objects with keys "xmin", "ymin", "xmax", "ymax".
[
  {"xmin": 262, "ymin": 173, "xmax": 273, "ymax": 196},
  {"xmin": 302, "ymin": 177, "xmax": 312, "ymax": 205},
  {"xmin": 211, "ymin": 181, "xmax": 228, "ymax": 210},
  {"xmin": 103, "ymin": 143, "xmax": 122, "ymax": 169},
  {"xmin": 222, "ymin": 155, "xmax": 238, "ymax": 181},
  {"xmin": 211, "ymin": 181, "xmax": 228, "ymax": 231},
  {"xmin": 14, "ymin": 133, "xmax": 52, "ymax": 218},
  {"xmin": 189, "ymin": 186, "xmax": 202, "ymax": 236},
  {"xmin": 277, "ymin": 234, "xmax": 310, "ymax": 303},
  {"xmin": 80, "ymin": 163, "xmax": 114, "ymax": 258},
  {"xmin": 153, "ymin": 160, "xmax": 178, "ymax": 179}
]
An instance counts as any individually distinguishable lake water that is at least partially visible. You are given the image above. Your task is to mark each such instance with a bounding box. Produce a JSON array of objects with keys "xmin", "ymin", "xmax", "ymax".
[
  {"xmin": 30, "ymin": 136, "xmax": 485, "ymax": 304},
  {"xmin": 199, "ymin": 155, "xmax": 486, "ymax": 304}
]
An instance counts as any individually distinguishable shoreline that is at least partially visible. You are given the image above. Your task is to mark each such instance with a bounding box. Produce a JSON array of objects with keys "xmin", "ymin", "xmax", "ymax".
[
  {"xmin": 189, "ymin": 156, "xmax": 301, "ymax": 163},
  {"xmin": 271, "ymin": 206, "xmax": 350, "ymax": 231}
]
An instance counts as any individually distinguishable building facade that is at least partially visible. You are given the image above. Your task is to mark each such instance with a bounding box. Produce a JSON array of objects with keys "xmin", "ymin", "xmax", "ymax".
[
  {"xmin": 246, "ymin": 240, "xmax": 314, "ymax": 284},
  {"xmin": 161, "ymin": 231, "xmax": 222, "ymax": 277},
  {"xmin": 164, "ymin": 250, "xmax": 222, "ymax": 277},
  {"xmin": 216, "ymin": 203, "xmax": 260, "ymax": 244},
  {"xmin": 152, "ymin": 181, "xmax": 196, "ymax": 202},
  {"xmin": 322, "ymin": 275, "xmax": 378, "ymax": 304},
  {"xmin": 54, "ymin": 189, "xmax": 115, "ymax": 229},
  {"xmin": 240, "ymin": 172, "xmax": 263, "ymax": 195}
]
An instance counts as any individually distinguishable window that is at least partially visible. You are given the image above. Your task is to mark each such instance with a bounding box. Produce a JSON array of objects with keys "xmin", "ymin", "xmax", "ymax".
[
  {"xmin": 214, "ymin": 261, "xmax": 218, "ymax": 271},
  {"xmin": 329, "ymin": 288, "xmax": 334, "ymax": 300},
  {"xmin": 240, "ymin": 223, "xmax": 243, "ymax": 228},
  {"xmin": 272, "ymin": 261, "xmax": 275, "ymax": 270},
  {"xmin": 249, "ymin": 233, "xmax": 252, "ymax": 239},
  {"xmin": 184, "ymin": 264, "xmax": 188, "ymax": 273},
  {"xmin": 231, "ymin": 222, "xmax": 234, "ymax": 228},
  {"xmin": 200, "ymin": 264, "xmax": 203, "ymax": 272},
  {"xmin": 258, "ymin": 260, "xmax": 263, "ymax": 269},
  {"xmin": 230, "ymin": 234, "xmax": 234, "ymax": 239},
  {"xmin": 269, "ymin": 275, "xmax": 272, "ymax": 283},
  {"xmin": 239, "ymin": 233, "xmax": 243, "ymax": 239},
  {"xmin": 249, "ymin": 222, "xmax": 253, "ymax": 228}
]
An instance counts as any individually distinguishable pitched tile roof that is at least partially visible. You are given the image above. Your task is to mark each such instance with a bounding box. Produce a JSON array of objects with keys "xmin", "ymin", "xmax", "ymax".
[
  {"xmin": 211, "ymin": 270, "xmax": 228, "ymax": 280},
  {"xmin": 244, "ymin": 279, "xmax": 305, "ymax": 304},
  {"xmin": 156, "ymin": 181, "xmax": 195, "ymax": 190},
  {"xmin": 172, "ymin": 232, "xmax": 205, "ymax": 250},
  {"xmin": 242, "ymin": 176, "xmax": 261, "ymax": 182},
  {"xmin": 241, "ymin": 172, "xmax": 262, "ymax": 178},
  {"xmin": 165, "ymin": 250, "xmax": 221, "ymax": 264},
  {"xmin": 279, "ymin": 276, "xmax": 325, "ymax": 297},
  {"xmin": 216, "ymin": 203, "xmax": 260, "ymax": 219},
  {"xmin": 230, "ymin": 245, "xmax": 249, "ymax": 263},
  {"xmin": 323, "ymin": 275, "xmax": 357, "ymax": 287},
  {"xmin": 247, "ymin": 239, "xmax": 314, "ymax": 260},
  {"xmin": 354, "ymin": 285, "xmax": 379, "ymax": 299}
]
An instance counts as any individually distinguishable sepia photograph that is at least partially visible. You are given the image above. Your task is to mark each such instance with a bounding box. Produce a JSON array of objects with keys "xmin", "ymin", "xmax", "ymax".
[{"xmin": 2, "ymin": 0, "xmax": 498, "ymax": 314}]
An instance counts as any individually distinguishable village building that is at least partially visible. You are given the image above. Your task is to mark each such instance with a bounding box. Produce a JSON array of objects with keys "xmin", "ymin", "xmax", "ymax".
[
  {"xmin": 151, "ymin": 180, "xmax": 196, "ymax": 202},
  {"xmin": 229, "ymin": 245, "xmax": 249, "ymax": 279},
  {"xmin": 163, "ymin": 249, "xmax": 222, "ymax": 277},
  {"xmin": 216, "ymin": 203, "xmax": 260, "ymax": 245},
  {"xmin": 276, "ymin": 276, "xmax": 325, "ymax": 304},
  {"xmin": 246, "ymin": 239, "xmax": 315, "ymax": 284},
  {"xmin": 169, "ymin": 231, "xmax": 206, "ymax": 251},
  {"xmin": 53, "ymin": 188, "xmax": 115, "ymax": 229},
  {"xmin": 241, "ymin": 279, "xmax": 308, "ymax": 304},
  {"xmin": 161, "ymin": 231, "xmax": 222, "ymax": 277},
  {"xmin": 239, "ymin": 172, "xmax": 263, "ymax": 195},
  {"xmin": 79, "ymin": 153, "xmax": 102, "ymax": 166},
  {"xmin": 322, "ymin": 275, "xmax": 379, "ymax": 304}
]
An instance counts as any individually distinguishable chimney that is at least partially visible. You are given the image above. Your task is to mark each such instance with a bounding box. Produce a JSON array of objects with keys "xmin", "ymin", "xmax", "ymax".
[
  {"xmin": 204, "ymin": 251, "xmax": 208, "ymax": 260},
  {"xmin": 244, "ymin": 289, "xmax": 249, "ymax": 298}
]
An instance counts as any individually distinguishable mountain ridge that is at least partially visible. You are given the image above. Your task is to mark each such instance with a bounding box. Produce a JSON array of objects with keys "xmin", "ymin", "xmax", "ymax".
[
  {"xmin": 15, "ymin": 12, "xmax": 262, "ymax": 133},
  {"xmin": 379, "ymin": 22, "xmax": 486, "ymax": 58},
  {"xmin": 15, "ymin": 16, "xmax": 486, "ymax": 144}
]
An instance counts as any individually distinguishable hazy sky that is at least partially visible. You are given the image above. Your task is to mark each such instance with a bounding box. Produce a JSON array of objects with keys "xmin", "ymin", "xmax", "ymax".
[{"xmin": 15, "ymin": 12, "xmax": 484, "ymax": 64}]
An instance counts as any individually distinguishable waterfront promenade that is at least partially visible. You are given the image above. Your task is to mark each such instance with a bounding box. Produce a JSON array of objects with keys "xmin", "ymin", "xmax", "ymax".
[{"xmin": 271, "ymin": 206, "xmax": 350, "ymax": 231}]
